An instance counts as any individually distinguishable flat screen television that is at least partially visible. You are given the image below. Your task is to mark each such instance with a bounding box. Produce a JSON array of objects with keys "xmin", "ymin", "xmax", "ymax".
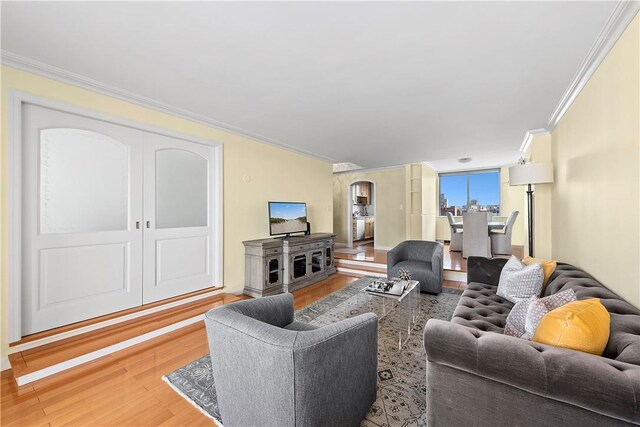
[{"xmin": 269, "ymin": 201, "xmax": 307, "ymax": 237}]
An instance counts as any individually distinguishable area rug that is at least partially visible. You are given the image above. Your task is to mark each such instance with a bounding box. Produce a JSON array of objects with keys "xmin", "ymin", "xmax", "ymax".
[{"xmin": 163, "ymin": 277, "xmax": 462, "ymax": 426}]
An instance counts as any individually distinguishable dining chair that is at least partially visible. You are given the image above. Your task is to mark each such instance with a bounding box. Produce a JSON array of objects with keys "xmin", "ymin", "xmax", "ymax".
[
  {"xmin": 446, "ymin": 212, "xmax": 463, "ymax": 252},
  {"xmin": 462, "ymin": 212, "xmax": 491, "ymax": 258},
  {"xmin": 490, "ymin": 211, "xmax": 519, "ymax": 255}
]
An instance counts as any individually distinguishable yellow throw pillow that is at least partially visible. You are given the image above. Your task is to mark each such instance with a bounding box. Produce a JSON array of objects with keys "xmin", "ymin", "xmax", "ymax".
[
  {"xmin": 532, "ymin": 299, "xmax": 610, "ymax": 356},
  {"xmin": 523, "ymin": 256, "xmax": 557, "ymax": 288}
]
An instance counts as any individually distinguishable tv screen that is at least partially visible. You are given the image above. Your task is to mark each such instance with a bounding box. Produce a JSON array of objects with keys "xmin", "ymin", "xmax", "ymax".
[{"xmin": 269, "ymin": 202, "xmax": 307, "ymax": 236}]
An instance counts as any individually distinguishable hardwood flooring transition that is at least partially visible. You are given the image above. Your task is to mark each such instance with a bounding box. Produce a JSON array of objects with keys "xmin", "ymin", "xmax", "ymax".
[
  {"xmin": 1, "ymin": 274, "xmax": 463, "ymax": 426},
  {"xmin": 11, "ymin": 287, "xmax": 224, "ymax": 347}
]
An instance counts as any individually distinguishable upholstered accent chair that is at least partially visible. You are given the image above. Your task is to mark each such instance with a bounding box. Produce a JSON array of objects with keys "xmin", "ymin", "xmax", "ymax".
[
  {"xmin": 387, "ymin": 240, "xmax": 443, "ymax": 294},
  {"xmin": 462, "ymin": 212, "xmax": 491, "ymax": 258},
  {"xmin": 204, "ymin": 294, "xmax": 378, "ymax": 427},
  {"xmin": 446, "ymin": 212, "xmax": 463, "ymax": 252},
  {"xmin": 490, "ymin": 210, "xmax": 519, "ymax": 255}
]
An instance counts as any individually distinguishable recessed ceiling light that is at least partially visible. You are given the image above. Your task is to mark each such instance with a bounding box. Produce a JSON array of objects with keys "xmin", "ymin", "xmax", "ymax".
[{"xmin": 458, "ymin": 157, "xmax": 472, "ymax": 163}]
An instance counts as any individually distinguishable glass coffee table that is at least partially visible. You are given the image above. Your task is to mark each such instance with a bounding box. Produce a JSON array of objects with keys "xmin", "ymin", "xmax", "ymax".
[{"xmin": 305, "ymin": 278, "xmax": 421, "ymax": 349}]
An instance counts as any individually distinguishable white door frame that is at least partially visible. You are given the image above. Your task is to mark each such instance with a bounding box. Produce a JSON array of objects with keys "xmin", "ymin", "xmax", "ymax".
[
  {"xmin": 345, "ymin": 179, "xmax": 377, "ymax": 248},
  {"xmin": 7, "ymin": 90, "xmax": 224, "ymax": 343}
]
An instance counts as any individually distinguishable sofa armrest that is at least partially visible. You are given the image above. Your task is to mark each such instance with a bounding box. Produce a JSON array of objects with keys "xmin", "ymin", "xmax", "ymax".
[
  {"xmin": 424, "ymin": 319, "xmax": 640, "ymax": 424},
  {"xmin": 466, "ymin": 256, "xmax": 508, "ymax": 285}
]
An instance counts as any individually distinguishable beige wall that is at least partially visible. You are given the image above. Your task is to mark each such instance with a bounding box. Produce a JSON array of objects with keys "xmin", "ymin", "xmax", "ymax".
[
  {"xmin": 548, "ymin": 16, "xmax": 639, "ymax": 307},
  {"xmin": 524, "ymin": 133, "xmax": 553, "ymax": 258},
  {"xmin": 333, "ymin": 168, "xmax": 406, "ymax": 248},
  {"xmin": 406, "ymin": 163, "xmax": 437, "ymax": 241},
  {"xmin": 421, "ymin": 164, "xmax": 438, "ymax": 241},
  {"xmin": 0, "ymin": 66, "xmax": 334, "ymax": 360},
  {"xmin": 500, "ymin": 166, "xmax": 527, "ymax": 247}
]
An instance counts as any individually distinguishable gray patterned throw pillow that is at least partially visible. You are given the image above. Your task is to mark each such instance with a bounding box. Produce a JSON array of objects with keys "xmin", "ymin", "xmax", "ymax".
[
  {"xmin": 504, "ymin": 298, "xmax": 529, "ymax": 337},
  {"xmin": 522, "ymin": 289, "xmax": 577, "ymax": 339},
  {"xmin": 504, "ymin": 289, "xmax": 577, "ymax": 339},
  {"xmin": 497, "ymin": 256, "xmax": 544, "ymax": 303}
]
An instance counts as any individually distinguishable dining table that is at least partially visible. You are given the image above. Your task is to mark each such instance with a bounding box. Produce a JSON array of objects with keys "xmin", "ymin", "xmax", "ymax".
[{"xmin": 451, "ymin": 221, "xmax": 506, "ymax": 231}]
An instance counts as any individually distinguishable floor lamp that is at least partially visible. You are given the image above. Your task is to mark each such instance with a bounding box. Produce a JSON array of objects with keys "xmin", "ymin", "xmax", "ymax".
[{"xmin": 508, "ymin": 162, "xmax": 554, "ymax": 257}]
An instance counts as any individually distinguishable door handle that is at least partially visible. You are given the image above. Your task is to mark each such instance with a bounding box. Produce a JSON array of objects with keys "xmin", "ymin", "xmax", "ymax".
[
  {"xmin": 135, "ymin": 221, "xmax": 140, "ymax": 229},
  {"xmin": 146, "ymin": 221, "xmax": 151, "ymax": 229}
]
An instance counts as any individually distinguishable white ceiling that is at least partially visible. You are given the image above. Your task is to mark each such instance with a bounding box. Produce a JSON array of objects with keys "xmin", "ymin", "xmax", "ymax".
[{"xmin": 1, "ymin": 1, "xmax": 618, "ymax": 170}]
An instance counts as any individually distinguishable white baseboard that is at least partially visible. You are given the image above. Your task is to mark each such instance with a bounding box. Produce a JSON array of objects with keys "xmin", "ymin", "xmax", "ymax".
[
  {"xmin": 10, "ymin": 288, "xmax": 222, "ymax": 354},
  {"xmin": 15, "ymin": 315, "xmax": 205, "ymax": 386},
  {"xmin": 336, "ymin": 266, "xmax": 386, "ymax": 278},
  {"xmin": 335, "ymin": 258, "xmax": 387, "ymax": 269},
  {"xmin": 374, "ymin": 246, "xmax": 393, "ymax": 250},
  {"xmin": 1, "ymin": 356, "xmax": 10, "ymax": 372}
]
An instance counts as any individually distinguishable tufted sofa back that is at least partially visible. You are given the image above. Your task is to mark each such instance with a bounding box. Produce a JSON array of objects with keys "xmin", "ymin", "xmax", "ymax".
[{"xmin": 543, "ymin": 263, "xmax": 640, "ymax": 366}]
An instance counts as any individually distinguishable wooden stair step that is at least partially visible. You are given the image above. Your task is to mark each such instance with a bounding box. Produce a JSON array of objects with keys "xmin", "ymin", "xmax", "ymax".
[{"xmin": 9, "ymin": 293, "xmax": 244, "ymax": 386}]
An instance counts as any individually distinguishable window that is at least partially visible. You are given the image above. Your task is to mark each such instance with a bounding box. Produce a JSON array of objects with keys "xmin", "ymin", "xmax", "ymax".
[{"xmin": 439, "ymin": 170, "xmax": 500, "ymax": 216}]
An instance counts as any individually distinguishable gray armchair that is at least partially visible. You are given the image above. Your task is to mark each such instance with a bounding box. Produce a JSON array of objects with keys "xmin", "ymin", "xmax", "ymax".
[
  {"xmin": 490, "ymin": 210, "xmax": 519, "ymax": 255},
  {"xmin": 204, "ymin": 293, "xmax": 378, "ymax": 427},
  {"xmin": 387, "ymin": 240, "xmax": 443, "ymax": 294}
]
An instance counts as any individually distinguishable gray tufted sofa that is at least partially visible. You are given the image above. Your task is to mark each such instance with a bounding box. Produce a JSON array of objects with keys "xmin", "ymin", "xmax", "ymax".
[
  {"xmin": 387, "ymin": 240, "xmax": 443, "ymax": 293},
  {"xmin": 424, "ymin": 257, "xmax": 640, "ymax": 426}
]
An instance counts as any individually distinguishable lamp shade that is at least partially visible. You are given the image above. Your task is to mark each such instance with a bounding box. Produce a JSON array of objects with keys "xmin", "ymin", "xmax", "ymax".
[{"xmin": 509, "ymin": 162, "xmax": 554, "ymax": 186}]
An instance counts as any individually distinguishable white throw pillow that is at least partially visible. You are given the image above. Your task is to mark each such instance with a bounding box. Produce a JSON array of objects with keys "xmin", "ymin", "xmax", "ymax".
[{"xmin": 497, "ymin": 256, "xmax": 544, "ymax": 303}]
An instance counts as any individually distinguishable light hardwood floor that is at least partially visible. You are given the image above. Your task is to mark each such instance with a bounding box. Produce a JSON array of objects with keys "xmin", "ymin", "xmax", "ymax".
[{"xmin": 1, "ymin": 273, "xmax": 465, "ymax": 426}]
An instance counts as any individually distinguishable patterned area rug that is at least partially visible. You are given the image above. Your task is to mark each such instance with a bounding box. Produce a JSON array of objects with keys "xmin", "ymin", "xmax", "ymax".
[{"xmin": 163, "ymin": 277, "xmax": 462, "ymax": 426}]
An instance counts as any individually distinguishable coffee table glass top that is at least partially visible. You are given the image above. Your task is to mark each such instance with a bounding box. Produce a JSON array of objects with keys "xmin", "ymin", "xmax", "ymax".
[{"xmin": 303, "ymin": 277, "xmax": 422, "ymax": 349}]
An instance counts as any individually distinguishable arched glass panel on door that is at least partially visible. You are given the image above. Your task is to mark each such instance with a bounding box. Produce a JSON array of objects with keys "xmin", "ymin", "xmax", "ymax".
[
  {"xmin": 39, "ymin": 128, "xmax": 128, "ymax": 234},
  {"xmin": 155, "ymin": 149, "xmax": 208, "ymax": 228}
]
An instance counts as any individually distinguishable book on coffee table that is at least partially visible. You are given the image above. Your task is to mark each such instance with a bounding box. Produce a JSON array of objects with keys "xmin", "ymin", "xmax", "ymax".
[{"xmin": 365, "ymin": 278, "xmax": 407, "ymax": 296}]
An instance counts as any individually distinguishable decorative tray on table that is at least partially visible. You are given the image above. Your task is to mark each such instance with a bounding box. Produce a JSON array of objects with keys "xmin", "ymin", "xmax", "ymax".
[{"xmin": 365, "ymin": 278, "xmax": 408, "ymax": 296}]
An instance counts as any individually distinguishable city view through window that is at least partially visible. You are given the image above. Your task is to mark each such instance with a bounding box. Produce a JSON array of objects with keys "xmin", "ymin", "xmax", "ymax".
[{"xmin": 439, "ymin": 170, "xmax": 500, "ymax": 216}]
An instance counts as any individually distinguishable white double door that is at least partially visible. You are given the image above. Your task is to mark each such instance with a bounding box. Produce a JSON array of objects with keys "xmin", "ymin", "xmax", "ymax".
[{"xmin": 22, "ymin": 104, "xmax": 217, "ymax": 335}]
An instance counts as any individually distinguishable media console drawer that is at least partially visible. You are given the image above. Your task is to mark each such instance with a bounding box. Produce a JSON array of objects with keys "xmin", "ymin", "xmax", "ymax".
[
  {"xmin": 288, "ymin": 244, "xmax": 310, "ymax": 252},
  {"xmin": 264, "ymin": 247, "xmax": 282, "ymax": 256}
]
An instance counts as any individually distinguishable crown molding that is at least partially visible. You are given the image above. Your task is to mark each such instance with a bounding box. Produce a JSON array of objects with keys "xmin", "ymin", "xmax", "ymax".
[
  {"xmin": 332, "ymin": 164, "xmax": 404, "ymax": 175},
  {"xmin": 1, "ymin": 50, "xmax": 337, "ymax": 163},
  {"xmin": 545, "ymin": 0, "xmax": 639, "ymax": 131},
  {"xmin": 519, "ymin": 128, "xmax": 549, "ymax": 153},
  {"xmin": 520, "ymin": 1, "xmax": 638, "ymax": 151}
]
